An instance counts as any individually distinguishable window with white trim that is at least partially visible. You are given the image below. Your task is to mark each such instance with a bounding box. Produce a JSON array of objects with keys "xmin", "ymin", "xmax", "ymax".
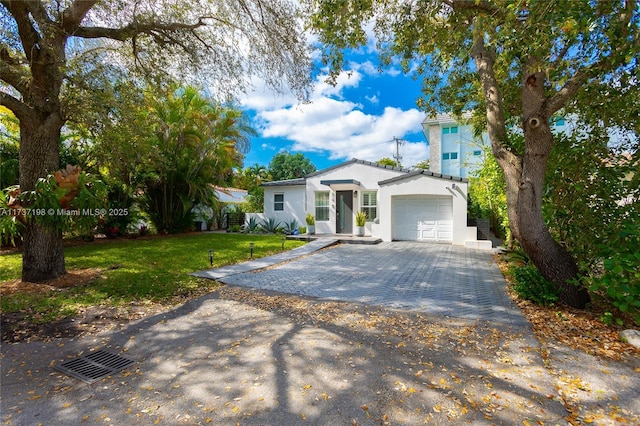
[
  {"xmin": 361, "ymin": 191, "xmax": 377, "ymax": 221},
  {"xmin": 315, "ymin": 192, "xmax": 329, "ymax": 221},
  {"xmin": 274, "ymin": 193, "xmax": 284, "ymax": 211}
]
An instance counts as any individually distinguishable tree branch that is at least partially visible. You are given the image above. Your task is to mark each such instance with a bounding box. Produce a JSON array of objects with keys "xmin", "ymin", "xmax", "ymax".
[
  {"xmin": 22, "ymin": 0, "xmax": 53, "ymax": 28},
  {"xmin": 2, "ymin": 0, "xmax": 42, "ymax": 64},
  {"xmin": 61, "ymin": 0, "xmax": 99, "ymax": 34},
  {"xmin": 471, "ymin": 36, "xmax": 517, "ymax": 163},
  {"xmin": 543, "ymin": 68, "xmax": 591, "ymax": 116},
  {"xmin": 0, "ymin": 91, "xmax": 32, "ymax": 121},
  {"xmin": 73, "ymin": 18, "xmax": 212, "ymax": 41},
  {"xmin": 0, "ymin": 47, "xmax": 30, "ymax": 95}
]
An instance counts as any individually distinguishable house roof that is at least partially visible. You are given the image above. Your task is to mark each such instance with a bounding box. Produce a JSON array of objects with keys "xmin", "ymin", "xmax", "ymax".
[
  {"xmin": 378, "ymin": 169, "xmax": 467, "ymax": 185},
  {"xmin": 261, "ymin": 178, "xmax": 306, "ymax": 187},
  {"xmin": 305, "ymin": 158, "xmax": 412, "ymax": 177},
  {"xmin": 213, "ymin": 186, "xmax": 249, "ymax": 203},
  {"xmin": 422, "ymin": 112, "xmax": 472, "ymax": 126},
  {"xmin": 320, "ymin": 179, "xmax": 362, "ymax": 187},
  {"xmin": 262, "ymin": 158, "xmax": 467, "ymax": 188}
]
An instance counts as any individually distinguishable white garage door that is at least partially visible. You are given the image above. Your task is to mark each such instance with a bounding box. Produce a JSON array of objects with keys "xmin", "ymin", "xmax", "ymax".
[{"xmin": 392, "ymin": 196, "xmax": 453, "ymax": 242}]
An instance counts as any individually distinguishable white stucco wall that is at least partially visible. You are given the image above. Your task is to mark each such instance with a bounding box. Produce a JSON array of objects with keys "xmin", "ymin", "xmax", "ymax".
[
  {"xmin": 305, "ymin": 162, "xmax": 405, "ymax": 236},
  {"xmin": 378, "ymin": 175, "xmax": 470, "ymax": 245},
  {"xmin": 263, "ymin": 185, "xmax": 306, "ymax": 228}
]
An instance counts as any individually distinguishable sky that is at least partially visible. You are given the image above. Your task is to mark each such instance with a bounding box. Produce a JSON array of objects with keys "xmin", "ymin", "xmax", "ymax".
[{"xmin": 238, "ymin": 54, "xmax": 430, "ymax": 171}]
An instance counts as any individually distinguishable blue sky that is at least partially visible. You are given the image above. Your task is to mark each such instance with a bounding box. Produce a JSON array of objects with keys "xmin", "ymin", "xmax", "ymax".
[{"xmin": 239, "ymin": 54, "xmax": 430, "ymax": 171}]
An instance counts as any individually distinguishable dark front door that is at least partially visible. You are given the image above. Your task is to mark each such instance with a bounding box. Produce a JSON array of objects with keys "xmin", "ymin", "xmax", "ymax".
[{"xmin": 336, "ymin": 191, "xmax": 353, "ymax": 234}]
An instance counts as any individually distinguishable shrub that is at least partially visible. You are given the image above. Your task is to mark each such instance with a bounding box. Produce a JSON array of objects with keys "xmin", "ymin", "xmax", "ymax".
[
  {"xmin": 305, "ymin": 213, "xmax": 315, "ymax": 225},
  {"xmin": 299, "ymin": 226, "xmax": 307, "ymax": 234},
  {"xmin": 512, "ymin": 265, "xmax": 560, "ymax": 306},
  {"xmin": 282, "ymin": 219, "xmax": 299, "ymax": 235},
  {"xmin": 587, "ymin": 223, "xmax": 640, "ymax": 325},
  {"xmin": 244, "ymin": 216, "xmax": 260, "ymax": 233},
  {"xmin": 229, "ymin": 224, "xmax": 241, "ymax": 232},
  {"xmin": 260, "ymin": 217, "xmax": 281, "ymax": 233},
  {"xmin": 355, "ymin": 211, "xmax": 367, "ymax": 226}
]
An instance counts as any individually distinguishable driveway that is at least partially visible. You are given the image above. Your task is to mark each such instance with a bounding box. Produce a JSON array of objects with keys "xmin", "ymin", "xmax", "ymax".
[{"xmin": 218, "ymin": 242, "xmax": 528, "ymax": 328}]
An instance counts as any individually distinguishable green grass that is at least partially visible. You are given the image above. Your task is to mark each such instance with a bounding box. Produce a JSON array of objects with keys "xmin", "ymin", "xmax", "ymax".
[{"xmin": 1, "ymin": 233, "xmax": 305, "ymax": 324}]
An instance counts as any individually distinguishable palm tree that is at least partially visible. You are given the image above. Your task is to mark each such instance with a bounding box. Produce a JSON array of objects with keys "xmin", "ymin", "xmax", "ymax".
[{"xmin": 142, "ymin": 86, "xmax": 256, "ymax": 232}]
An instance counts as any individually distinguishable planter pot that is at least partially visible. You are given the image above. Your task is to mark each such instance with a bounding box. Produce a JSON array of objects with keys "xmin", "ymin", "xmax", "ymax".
[
  {"xmin": 355, "ymin": 226, "xmax": 365, "ymax": 237},
  {"xmin": 307, "ymin": 224, "xmax": 315, "ymax": 235}
]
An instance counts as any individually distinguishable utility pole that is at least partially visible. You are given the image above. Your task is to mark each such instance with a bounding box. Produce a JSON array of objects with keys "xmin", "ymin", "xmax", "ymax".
[{"xmin": 392, "ymin": 137, "xmax": 405, "ymax": 167}]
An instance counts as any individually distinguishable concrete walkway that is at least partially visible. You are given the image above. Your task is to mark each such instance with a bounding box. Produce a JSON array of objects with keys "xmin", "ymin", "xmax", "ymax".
[
  {"xmin": 191, "ymin": 238, "xmax": 338, "ymax": 280},
  {"xmin": 200, "ymin": 242, "xmax": 528, "ymax": 328}
]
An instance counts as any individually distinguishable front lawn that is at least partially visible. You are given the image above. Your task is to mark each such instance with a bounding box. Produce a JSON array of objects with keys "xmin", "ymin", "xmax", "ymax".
[{"xmin": 0, "ymin": 233, "xmax": 305, "ymax": 325}]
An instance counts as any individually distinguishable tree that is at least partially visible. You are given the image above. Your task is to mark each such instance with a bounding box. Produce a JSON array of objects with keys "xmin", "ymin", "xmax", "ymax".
[
  {"xmin": 268, "ymin": 152, "xmax": 317, "ymax": 181},
  {"xmin": 308, "ymin": 0, "xmax": 639, "ymax": 308},
  {"xmin": 412, "ymin": 159, "xmax": 430, "ymax": 170},
  {"xmin": 0, "ymin": 0, "xmax": 311, "ymax": 282},
  {"xmin": 377, "ymin": 157, "xmax": 398, "ymax": 167},
  {"xmin": 127, "ymin": 86, "xmax": 254, "ymax": 233}
]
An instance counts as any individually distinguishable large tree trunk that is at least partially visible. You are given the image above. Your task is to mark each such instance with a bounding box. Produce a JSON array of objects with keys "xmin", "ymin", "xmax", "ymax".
[
  {"xmin": 19, "ymin": 114, "xmax": 66, "ymax": 282},
  {"xmin": 474, "ymin": 39, "xmax": 590, "ymax": 309},
  {"xmin": 516, "ymin": 70, "xmax": 590, "ymax": 309},
  {"xmin": 517, "ymin": 125, "xmax": 591, "ymax": 308}
]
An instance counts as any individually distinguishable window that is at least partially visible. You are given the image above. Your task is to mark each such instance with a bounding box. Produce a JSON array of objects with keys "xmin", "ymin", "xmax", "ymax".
[
  {"xmin": 555, "ymin": 117, "xmax": 565, "ymax": 126},
  {"xmin": 361, "ymin": 191, "xmax": 377, "ymax": 221},
  {"xmin": 473, "ymin": 150, "xmax": 482, "ymax": 156},
  {"xmin": 442, "ymin": 127, "xmax": 450, "ymax": 135},
  {"xmin": 315, "ymin": 192, "xmax": 329, "ymax": 221},
  {"xmin": 443, "ymin": 152, "xmax": 458, "ymax": 160},
  {"xmin": 443, "ymin": 126, "xmax": 458, "ymax": 135},
  {"xmin": 450, "ymin": 126, "xmax": 458, "ymax": 134},
  {"xmin": 274, "ymin": 193, "xmax": 284, "ymax": 211}
]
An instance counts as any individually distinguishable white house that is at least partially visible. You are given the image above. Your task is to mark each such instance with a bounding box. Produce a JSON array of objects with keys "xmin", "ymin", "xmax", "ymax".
[
  {"xmin": 255, "ymin": 159, "xmax": 485, "ymax": 247},
  {"xmin": 422, "ymin": 113, "xmax": 569, "ymax": 178}
]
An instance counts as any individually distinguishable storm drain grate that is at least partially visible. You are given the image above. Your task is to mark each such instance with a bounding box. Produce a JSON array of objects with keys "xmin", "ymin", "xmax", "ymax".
[{"xmin": 54, "ymin": 350, "xmax": 135, "ymax": 384}]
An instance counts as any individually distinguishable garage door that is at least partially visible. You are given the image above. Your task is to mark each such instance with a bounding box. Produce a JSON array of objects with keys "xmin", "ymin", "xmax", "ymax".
[{"xmin": 392, "ymin": 196, "xmax": 453, "ymax": 242}]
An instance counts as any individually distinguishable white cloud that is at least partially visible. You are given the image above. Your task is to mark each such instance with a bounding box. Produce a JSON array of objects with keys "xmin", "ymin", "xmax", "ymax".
[
  {"xmin": 365, "ymin": 94, "xmax": 379, "ymax": 104},
  {"xmin": 244, "ymin": 65, "xmax": 428, "ymax": 168}
]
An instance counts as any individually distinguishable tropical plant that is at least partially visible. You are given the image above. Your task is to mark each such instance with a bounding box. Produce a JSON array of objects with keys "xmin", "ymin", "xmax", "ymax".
[
  {"xmin": 139, "ymin": 86, "xmax": 255, "ymax": 233},
  {"xmin": 355, "ymin": 211, "xmax": 367, "ymax": 227},
  {"xmin": 282, "ymin": 219, "xmax": 299, "ymax": 235},
  {"xmin": 299, "ymin": 226, "xmax": 307, "ymax": 234},
  {"xmin": 244, "ymin": 216, "xmax": 261, "ymax": 234},
  {"xmin": 305, "ymin": 213, "xmax": 315, "ymax": 226},
  {"xmin": 260, "ymin": 217, "xmax": 282, "ymax": 234}
]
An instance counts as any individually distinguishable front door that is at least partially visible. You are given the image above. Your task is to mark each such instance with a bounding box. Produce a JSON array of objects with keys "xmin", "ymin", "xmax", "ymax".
[{"xmin": 336, "ymin": 191, "xmax": 353, "ymax": 234}]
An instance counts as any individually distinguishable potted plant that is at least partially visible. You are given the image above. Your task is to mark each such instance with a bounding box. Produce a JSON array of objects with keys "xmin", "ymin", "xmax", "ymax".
[
  {"xmin": 355, "ymin": 211, "xmax": 367, "ymax": 236},
  {"xmin": 305, "ymin": 213, "xmax": 316, "ymax": 235}
]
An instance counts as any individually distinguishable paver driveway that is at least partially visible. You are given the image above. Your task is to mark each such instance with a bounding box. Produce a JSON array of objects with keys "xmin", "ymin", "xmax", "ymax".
[{"xmin": 220, "ymin": 242, "xmax": 528, "ymax": 327}]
